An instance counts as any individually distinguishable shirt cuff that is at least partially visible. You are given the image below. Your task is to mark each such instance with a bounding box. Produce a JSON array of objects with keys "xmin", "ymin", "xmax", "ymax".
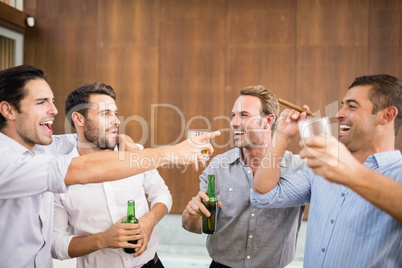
[{"xmin": 52, "ymin": 234, "xmax": 75, "ymax": 260}]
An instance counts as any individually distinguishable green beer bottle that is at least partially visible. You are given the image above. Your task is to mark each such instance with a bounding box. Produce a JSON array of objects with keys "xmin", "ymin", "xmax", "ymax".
[
  {"xmin": 202, "ymin": 175, "xmax": 218, "ymax": 234},
  {"xmin": 123, "ymin": 200, "xmax": 139, "ymax": 254}
]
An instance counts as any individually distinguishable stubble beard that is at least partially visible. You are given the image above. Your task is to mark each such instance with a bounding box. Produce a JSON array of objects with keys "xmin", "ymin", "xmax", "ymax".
[{"xmin": 84, "ymin": 121, "xmax": 116, "ymax": 150}]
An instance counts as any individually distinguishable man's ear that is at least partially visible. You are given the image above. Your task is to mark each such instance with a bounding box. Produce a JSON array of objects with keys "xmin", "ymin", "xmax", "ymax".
[
  {"xmin": 72, "ymin": 112, "xmax": 85, "ymax": 127},
  {"xmin": 378, "ymin": 106, "xmax": 397, "ymax": 126},
  {"xmin": 264, "ymin": 114, "xmax": 276, "ymax": 129},
  {"xmin": 0, "ymin": 101, "xmax": 17, "ymax": 121}
]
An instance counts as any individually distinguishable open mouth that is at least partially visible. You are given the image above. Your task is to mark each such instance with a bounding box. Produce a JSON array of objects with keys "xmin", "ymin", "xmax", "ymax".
[
  {"xmin": 233, "ymin": 130, "xmax": 246, "ymax": 139},
  {"xmin": 39, "ymin": 120, "xmax": 53, "ymax": 134},
  {"xmin": 339, "ymin": 124, "xmax": 351, "ymax": 134}
]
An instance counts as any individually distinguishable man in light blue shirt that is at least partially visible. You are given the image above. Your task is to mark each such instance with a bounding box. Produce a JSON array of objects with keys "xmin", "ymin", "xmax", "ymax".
[{"xmin": 251, "ymin": 74, "xmax": 402, "ymax": 267}]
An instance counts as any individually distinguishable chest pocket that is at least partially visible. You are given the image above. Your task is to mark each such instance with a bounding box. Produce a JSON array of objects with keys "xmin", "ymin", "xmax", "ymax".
[{"xmin": 219, "ymin": 183, "xmax": 250, "ymax": 218}]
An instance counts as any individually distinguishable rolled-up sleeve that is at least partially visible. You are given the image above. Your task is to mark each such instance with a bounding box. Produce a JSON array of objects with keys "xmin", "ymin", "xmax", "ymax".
[
  {"xmin": 52, "ymin": 194, "xmax": 75, "ymax": 260},
  {"xmin": 143, "ymin": 169, "xmax": 172, "ymax": 213}
]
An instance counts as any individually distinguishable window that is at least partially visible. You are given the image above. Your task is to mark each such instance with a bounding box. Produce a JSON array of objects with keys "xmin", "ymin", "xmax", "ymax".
[{"xmin": 0, "ymin": 25, "xmax": 23, "ymax": 68}]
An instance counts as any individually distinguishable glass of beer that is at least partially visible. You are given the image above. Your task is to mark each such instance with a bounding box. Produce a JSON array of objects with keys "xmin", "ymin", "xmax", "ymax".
[{"xmin": 187, "ymin": 130, "xmax": 210, "ymax": 161}]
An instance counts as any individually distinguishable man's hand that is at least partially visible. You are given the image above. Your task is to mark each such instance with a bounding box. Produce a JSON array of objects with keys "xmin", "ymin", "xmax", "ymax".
[
  {"xmin": 275, "ymin": 106, "xmax": 309, "ymax": 140},
  {"xmin": 134, "ymin": 214, "xmax": 156, "ymax": 257},
  {"xmin": 186, "ymin": 191, "xmax": 222, "ymax": 218},
  {"xmin": 299, "ymin": 135, "xmax": 359, "ymax": 186},
  {"xmin": 98, "ymin": 217, "xmax": 144, "ymax": 251},
  {"xmin": 168, "ymin": 131, "xmax": 221, "ymax": 171},
  {"xmin": 117, "ymin": 134, "xmax": 140, "ymax": 151}
]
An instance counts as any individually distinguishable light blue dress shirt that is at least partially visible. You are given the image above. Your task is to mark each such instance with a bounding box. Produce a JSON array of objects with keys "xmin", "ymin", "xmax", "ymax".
[
  {"xmin": 251, "ymin": 150, "xmax": 402, "ymax": 268},
  {"xmin": 0, "ymin": 133, "xmax": 75, "ymax": 268}
]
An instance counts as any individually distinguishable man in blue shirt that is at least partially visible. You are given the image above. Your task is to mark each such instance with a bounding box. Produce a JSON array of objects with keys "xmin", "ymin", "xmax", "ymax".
[{"xmin": 251, "ymin": 74, "xmax": 402, "ymax": 267}]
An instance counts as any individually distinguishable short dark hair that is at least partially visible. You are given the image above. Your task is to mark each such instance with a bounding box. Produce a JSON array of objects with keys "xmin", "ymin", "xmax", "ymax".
[
  {"xmin": 0, "ymin": 65, "xmax": 47, "ymax": 130},
  {"xmin": 349, "ymin": 74, "xmax": 402, "ymax": 136},
  {"xmin": 65, "ymin": 83, "xmax": 116, "ymax": 128}
]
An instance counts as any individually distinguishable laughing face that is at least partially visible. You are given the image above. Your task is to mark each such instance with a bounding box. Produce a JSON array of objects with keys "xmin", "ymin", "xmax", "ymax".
[
  {"xmin": 336, "ymin": 85, "xmax": 378, "ymax": 153},
  {"xmin": 15, "ymin": 79, "xmax": 57, "ymax": 150},
  {"xmin": 83, "ymin": 94, "xmax": 120, "ymax": 150},
  {"xmin": 230, "ymin": 95, "xmax": 270, "ymax": 149}
]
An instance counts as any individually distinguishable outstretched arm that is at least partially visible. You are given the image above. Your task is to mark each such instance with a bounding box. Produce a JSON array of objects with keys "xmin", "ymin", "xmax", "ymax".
[{"xmin": 65, "ymin": 131, "xmax": 221, "ymax": 186}]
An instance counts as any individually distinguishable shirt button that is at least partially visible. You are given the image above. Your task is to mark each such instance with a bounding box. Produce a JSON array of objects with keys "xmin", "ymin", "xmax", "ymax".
[
  {"xmin": 341, "ymin": 193, "xmax": 345, "ymax": 197},
  {"xmin": 251, "ymin": 213, "xmax": 255, "ymax": 217},
  {"xmin": 331, "ymin": 219, "xmax": 334, "ymax": 224},
  {"xmin": 229, "ymin": 188, "xmax": 233, "ymax": 192},
  {"xmin": 249, "ymin": 235, "xmax": 253, "ymax": 239},
  {"xmin": 322, "ymin": 248, "xmax": 326, "ymax": 252},
  {"xmin": 247, "ymin": 256, "xmax": 251, "ymax": 259},
  {"xmin": 248, "ymin": 170, "xmax": 252, "ymax": 174}
]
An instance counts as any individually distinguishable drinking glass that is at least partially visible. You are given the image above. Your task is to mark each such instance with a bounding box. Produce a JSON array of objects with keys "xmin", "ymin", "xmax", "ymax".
[
  {"xmin": 298, "ymin": 117, "xmax": 331, "ymax": 140},
  {"xmin": 187, "ymin": 131, "xmax": 210, "ymax": 161}
]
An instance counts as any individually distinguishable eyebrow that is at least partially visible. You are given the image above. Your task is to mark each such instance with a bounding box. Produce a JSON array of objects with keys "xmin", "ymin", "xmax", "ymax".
[
  {"xmin": 232, "ymin": 110, "xmax": 251, "ymax": 115},
  {"xmin": 35, "ymin": 97, "xmax": 53, "ymax": 102},
  {"xmin": 99, "ymin": 108, "xmax": 118, "ymax": 114},
  {"xmin": 341, "ymin": 99, "xmax": 360, "ymax": 105}
]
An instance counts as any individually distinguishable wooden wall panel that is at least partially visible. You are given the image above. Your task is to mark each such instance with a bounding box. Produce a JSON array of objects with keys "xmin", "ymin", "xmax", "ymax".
[
  {"xmin": 96, "ymin": 0, "xmax": 160, "ymax": 146},
  {"xmin": 22, "ymin": 0, "xmax": 402, "ymax": 214},
  {"xmin": 226, "ymin": 0, "xmax": 298, "ymax": 150},
  {"xmin": 29, "ymin": 16, "xmax": 98, "ymax": 134},
  {"xmin": 226, "ymin": 1, "xmax": 297, "ymax": 96},
  {"xmin": 158, "ymin": 1, "xmax": 227, "ymax": 211}
]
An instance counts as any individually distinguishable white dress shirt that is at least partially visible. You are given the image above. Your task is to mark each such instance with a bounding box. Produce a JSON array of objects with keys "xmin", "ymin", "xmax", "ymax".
[
  {"xmin": 51, "ymin": 144, "xmax": 172, "ymax": 268},
  {"xmin": 0, "ymin": 133, "xmax": 75, "ymax": 268}
]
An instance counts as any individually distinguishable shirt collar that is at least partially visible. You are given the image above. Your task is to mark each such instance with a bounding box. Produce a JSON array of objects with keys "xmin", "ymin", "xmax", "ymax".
[
  {"xmin": 227, "ymin": 147, "xmax": 243, "ymax": 164},
  {"xmin": 364, "ymin": 150, "xmax": 402, "ymax": 169},
  {"xmin": 226, "ymin": 147, "xmax": 288, "ymax": 168},
  {"xmin": 0, "ymin": 132, "xmax": 35, "ymax": 155}
]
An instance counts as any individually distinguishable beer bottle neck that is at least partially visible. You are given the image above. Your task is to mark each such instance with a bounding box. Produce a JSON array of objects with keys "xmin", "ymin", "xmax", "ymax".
[
  {"xmin": 206, "ymin": 176, "xmax": 217, "ymax": 201},
  {"xmin": 127, "ymin": 200, "xmax": 136, "ymax": 219}
]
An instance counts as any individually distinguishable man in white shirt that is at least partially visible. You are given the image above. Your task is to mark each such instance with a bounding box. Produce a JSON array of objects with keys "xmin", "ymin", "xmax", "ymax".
[
  {"xmin": 52, "ymin": 83, "xmax": 170, "ymax": 267},
  {"xmin": 0, "ymin": 65, "xmax": 218, "ymax": 267}
]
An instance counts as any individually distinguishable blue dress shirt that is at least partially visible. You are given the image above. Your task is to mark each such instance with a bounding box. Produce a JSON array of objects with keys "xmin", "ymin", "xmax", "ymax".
[{"xmin": 251, "ymin": 150, "xmax": 402, "ymax": 268}]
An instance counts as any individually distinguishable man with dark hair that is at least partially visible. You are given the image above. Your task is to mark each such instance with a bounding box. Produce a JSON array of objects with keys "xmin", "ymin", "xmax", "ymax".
[
  {"xmin": 0, "ymin": 65, "xmax": 218, "ymax": 267},
  {"xmin": 182, "ymin": 85, "xmax": 306, "ymax": 268},
  {"xmin": 252, "ymin": 74, "xmax": 402, "ymax": 267},
  {"xmin": 52, "ymin": 83, "xmax": 170, "ymax": 267}
]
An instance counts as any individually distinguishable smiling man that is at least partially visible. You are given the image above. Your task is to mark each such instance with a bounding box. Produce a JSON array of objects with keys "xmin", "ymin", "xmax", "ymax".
[
  {"xmin": 0, "ymin": 65, "xmax": 218, "ymax": 267},
  {"xmin": 182, "ymin": 85, "xmax": 306, "ymax": 268},
  {"xmin": 52, "ymin": 83, "xmax": 170, "ymax": 268},
  {"xmin": 251, "ymin": 74, "xmax": 402, "ymax": 267}
]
